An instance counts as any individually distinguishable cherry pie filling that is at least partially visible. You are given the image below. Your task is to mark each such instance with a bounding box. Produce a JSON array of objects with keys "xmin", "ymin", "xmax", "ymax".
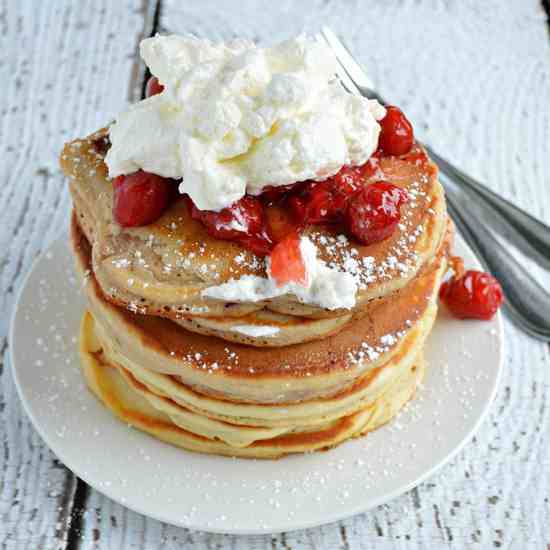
[
  {"xmin": 112, "ymin": 106, "xmax": 414, "ymax": 248},
  {"xmin": 107, "ymin": 103, "xmax": 503, "ymax": 319}
]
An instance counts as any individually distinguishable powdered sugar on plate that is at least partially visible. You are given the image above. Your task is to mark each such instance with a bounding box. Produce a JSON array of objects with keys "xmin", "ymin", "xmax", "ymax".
[{"xmin": 10, "ymin": 233, "xmax": 502, "ymax": 534}]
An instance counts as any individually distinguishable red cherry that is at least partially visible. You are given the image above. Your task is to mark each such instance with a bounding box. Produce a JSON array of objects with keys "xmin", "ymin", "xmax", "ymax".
[
  {"xmin": 347, "ymin": 181, "xmax": 408, "ymax": 245},
  {"xmin": 361, "ymin": 149, "xmax": 383, "ymax": 179},
  {"xmin": 331, "ymin": 165, "xmax": 364, "ymax": 195},
  {"xmin": 379, "ymin": 106, "xmax": 414, "ymax": 156},
  {"xmin": 288, "ymin": 196, "xmax": 307, "ymax": 222},
  {"xmin": 439, "ymin": 270, "xmax": 503, "ymax": 320},
  {"xmin": 189, "ymin": 195, "xmax": 274, "ymax": 255},
  {"xmin": 237, "ymin": 232, "xmax": 275, "ymax": 256},
  {"xmin": 113, "ymin": 171, "xmax": 171, "ymax": 227},
  {"xmin": 293, "ymin": 183, "xmax": 340, "ymax": 224},
  {"xmin": 146, "ymin": 76, "xmax": 164, "ymax": 97},
  {"xmin": 288, "ymin": 165, "xmax": 365, "ymax": 225},
  {"xmin": 260, "ymin": 182, "xmax": 304, "ymax": 204},
  {"xmin": 269, "ymin": 233, "xmax": 307, "ymax": 287},
  {"xmin": 113, "ymin": 175, "xmax": 126, "ymax": 190},
  {"xmin": 191, "ymin": 196, "xmax": 263, "ymax": 239},
  {"xmin": 183, "ymin": 157, "xmax": 405, "ymax": 253},
  {"xmin": 265, "ymin": 205, "xmax": 303, "ymax": 243}
]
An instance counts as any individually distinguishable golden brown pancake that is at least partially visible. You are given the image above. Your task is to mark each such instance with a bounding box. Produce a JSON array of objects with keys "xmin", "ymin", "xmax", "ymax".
[
  {"xmin": 64, "ymin": 125, "xmax": 451, "ymax": 458},
  {"xmin": 80, "ymin": 310, "xmax": 426, "ymax": 458},
  {"xmin": 61, "ymin": 128, "xmax": 448, "ymax": 325},
  {"xmin": 72, "ymin": 215, "xmax": 449, "ymax": 403}
]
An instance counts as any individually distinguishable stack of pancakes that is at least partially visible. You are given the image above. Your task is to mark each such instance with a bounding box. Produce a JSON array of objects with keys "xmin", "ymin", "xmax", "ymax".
[{"xmin": 61, "ymin": 128, "xmax": 451, "ymax": 458}]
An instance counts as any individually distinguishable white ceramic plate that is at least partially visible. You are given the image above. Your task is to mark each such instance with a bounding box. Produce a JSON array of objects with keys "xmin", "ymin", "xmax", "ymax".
[{"xmin": 10, "ymin": 232, "xmax": 502, "ymax": 534}]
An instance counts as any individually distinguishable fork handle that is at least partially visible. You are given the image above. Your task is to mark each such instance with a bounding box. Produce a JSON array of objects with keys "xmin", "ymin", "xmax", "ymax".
[
  {"xmin": 446, "ymin": 197, "xmax": 550, "ymax": 340},
  {"xmin": 427, "ymin": 146, "xmax": 550, "ymax": 268}
]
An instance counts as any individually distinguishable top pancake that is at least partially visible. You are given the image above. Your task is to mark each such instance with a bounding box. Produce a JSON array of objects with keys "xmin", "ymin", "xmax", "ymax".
[{"xmin": 61, "ymin": 128, "xmax": 447, "ymax": 322}]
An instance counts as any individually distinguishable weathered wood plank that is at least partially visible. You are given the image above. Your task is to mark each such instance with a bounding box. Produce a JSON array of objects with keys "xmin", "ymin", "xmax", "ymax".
[
  {"xmin": 0, "ymin": 1, "xmax": 155, "ymax": 548},
  {"xmin": 70, "ymin": 1, "xmax": 550, "ymax": 548},
  {"xmin": 2, "ymin": 0, "xmax": 550, "ymax": 549}
]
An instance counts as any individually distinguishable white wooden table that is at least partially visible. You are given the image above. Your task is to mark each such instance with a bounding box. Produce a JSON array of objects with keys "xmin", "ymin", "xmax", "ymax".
[{"xmin": 2, "ymin": 1, "xmax": 550, "ymax": 548}]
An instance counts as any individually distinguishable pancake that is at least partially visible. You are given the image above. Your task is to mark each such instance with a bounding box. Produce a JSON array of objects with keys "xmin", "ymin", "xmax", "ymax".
[
  {"xmin": 71, "ymin": 210, "xmax": 451, "ymax": 349},
  {"xmin": 72, "ymin": 215, "xmax": 448, "ymax": 403},
  {"xmin": 80, "ymin": 310, "xmax": 426, "ymax": 458},
  {"xmin": 172, "ymin": 308, "xmax": 352, "ymax": 347},
  {"xmin": 61, "ymin": 128, "xmax": 448, "ymax": 323},
  {"xmin": 63, "ymin": 37, "xmax": 453, "ymax": 460}
]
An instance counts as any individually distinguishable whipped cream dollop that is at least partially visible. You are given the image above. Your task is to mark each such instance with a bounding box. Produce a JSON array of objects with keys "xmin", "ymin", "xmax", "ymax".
[
  {"xmin": 203, "ymin": 237, "xmax": 358, "ymax": 310},
  {"xmin": 106, "ymin": 34, "xmax": 385, "ymax": 211}
]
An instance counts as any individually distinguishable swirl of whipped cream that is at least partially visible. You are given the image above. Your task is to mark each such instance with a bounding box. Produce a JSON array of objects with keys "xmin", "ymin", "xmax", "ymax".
[{"xmin": 106, "ymin": 34, "xmax": 385, "ymax": 211}]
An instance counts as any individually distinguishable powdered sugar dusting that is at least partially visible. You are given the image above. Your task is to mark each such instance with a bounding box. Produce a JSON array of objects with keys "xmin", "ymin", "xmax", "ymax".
[
  {"xmin": 13, "ymin": 234, "xmax": 501, "ymax": 533},
  {"xmin": 309, "ymin": 172, "xmax": 434, "ymax": 295}
]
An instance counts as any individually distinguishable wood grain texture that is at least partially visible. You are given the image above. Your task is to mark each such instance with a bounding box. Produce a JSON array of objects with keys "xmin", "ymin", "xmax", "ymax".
[
  {"xmin": 1, "ymin": 0, "xmax": 549, "ymax": 549},
  {"xmin": 0, "ymin": 1, "xmax": 155, "ymax": 548}
]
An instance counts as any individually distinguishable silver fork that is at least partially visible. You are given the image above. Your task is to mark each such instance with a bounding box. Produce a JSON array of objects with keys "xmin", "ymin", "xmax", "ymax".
[{"xmin": 317, "ymin": 27, "xmax": 550, "ymax": 340}]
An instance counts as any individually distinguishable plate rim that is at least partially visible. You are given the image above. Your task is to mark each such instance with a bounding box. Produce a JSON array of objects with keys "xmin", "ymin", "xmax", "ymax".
[{"xmin": 8, "ymin": 231, "xmax": 504, "ymax": 535}]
